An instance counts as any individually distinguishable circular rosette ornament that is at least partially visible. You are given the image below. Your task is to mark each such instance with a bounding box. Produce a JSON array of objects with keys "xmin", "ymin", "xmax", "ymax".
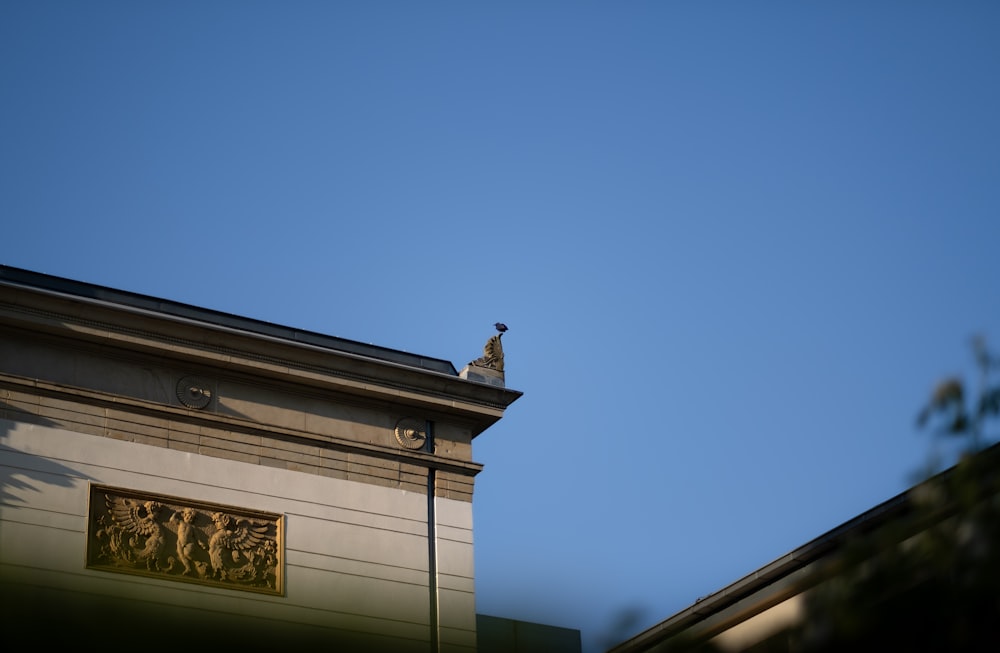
[
  {"xmin": 394, "ymin": 418, "xmax": 428, "ymax": 450},
  {"xmin": 176, "ymin": 376, "xmax": 213, "ymax": 409}
]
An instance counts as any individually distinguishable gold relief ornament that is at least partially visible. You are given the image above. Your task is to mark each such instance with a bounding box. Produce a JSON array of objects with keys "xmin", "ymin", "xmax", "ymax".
[
  {"xmin": 88, "ymin": 485, "xmax": 282, "ymax": 595},
  {"xmin": 469, "ymin": 322, "xmax": 507, "ymax": 373}
]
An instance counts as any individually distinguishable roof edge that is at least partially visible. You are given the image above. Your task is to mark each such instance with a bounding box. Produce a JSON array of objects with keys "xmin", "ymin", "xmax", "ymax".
[
  {"xmin": 0, "ymin": 265, "xmax": 459, "ymax": 375},
  {"xmin": 611, "ymin": 441, "xmax": 1000, "ymax": 651}
]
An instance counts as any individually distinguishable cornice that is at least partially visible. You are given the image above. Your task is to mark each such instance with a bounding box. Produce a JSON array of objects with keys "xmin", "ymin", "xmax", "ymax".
[{"xmin": 0, "ymin": 281, "xmax": 521, "ymax": 435}]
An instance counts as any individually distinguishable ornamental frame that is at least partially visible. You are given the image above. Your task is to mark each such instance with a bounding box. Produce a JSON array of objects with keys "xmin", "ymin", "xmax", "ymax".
[{"xmin": 86, "ymin": 484, "xmax": 284, "ymax": 596}]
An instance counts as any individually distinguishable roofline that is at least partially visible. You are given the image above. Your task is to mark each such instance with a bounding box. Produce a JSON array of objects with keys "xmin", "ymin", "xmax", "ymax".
[
  {"xmin": 610, "ymin": 441, "xmax": 1000, "ymax": 652},
  {"xmin": 0, "ymin": 265, "xmax": 458, "ymax": 376}
]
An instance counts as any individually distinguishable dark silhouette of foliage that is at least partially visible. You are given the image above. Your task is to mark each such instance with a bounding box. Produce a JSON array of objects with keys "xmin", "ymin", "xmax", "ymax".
[
  {"xmin": 610, "ymin": 338, "xmax": 1000, "ymax": 653},
  {"xmin": 779, "ymin": 336, "xmax": 1000, "ymax": 652}
]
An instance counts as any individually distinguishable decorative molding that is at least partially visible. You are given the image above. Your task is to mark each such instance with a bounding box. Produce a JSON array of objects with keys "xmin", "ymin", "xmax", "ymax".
[
  {"xmin": 87, "ymin": 485, "xmax": 283, "ymax": 595},
  {"xmin": 0, "ymin": 373, "xmax": 486, "ymax": 479},
  {"xmin": 0, "ymin": 301, "xmax": 514, "ymax": 411},
  {"xmin": 395, "ymin": 417, "xmax": 428, "ymax": 450}
]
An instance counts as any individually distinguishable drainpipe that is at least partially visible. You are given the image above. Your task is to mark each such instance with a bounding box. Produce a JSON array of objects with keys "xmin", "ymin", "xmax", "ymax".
[{"xmin": 426, "ymin": 420, "xmax": 440, "ymax": 653}]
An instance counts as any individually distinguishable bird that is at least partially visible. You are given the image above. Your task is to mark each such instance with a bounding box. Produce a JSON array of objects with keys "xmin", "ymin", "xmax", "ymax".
[{"xmin": 494, "ymin": 322, "xmax": 508, "ymax": 333}]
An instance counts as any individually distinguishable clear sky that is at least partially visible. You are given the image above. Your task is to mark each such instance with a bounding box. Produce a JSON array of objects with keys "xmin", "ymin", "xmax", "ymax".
[{"xmin": 2, "ymin": 3, "xmax": 998, "ymax": 651}]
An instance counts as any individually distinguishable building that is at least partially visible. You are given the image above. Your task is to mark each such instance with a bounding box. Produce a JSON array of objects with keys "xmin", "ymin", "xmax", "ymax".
[
  {"xmin": 478, "ymin": 614, "xmax": 584, "ymax": 653},
  {"xmin": 609, "ymin": 441, "xmax": 1000, "ymax": 652},
  {"xmin": 0, "ymin": 265, "xmax": 525, "ymax": 652}
]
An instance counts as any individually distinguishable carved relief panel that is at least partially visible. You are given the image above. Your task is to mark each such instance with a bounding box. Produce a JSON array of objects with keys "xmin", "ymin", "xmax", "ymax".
[{"xmin": 87, "ymin": 485, "xmax": 283, "ymax": 595}]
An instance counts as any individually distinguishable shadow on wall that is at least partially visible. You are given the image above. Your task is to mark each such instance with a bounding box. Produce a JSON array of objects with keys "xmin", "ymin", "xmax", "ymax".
[
  {"xmin": 0, "ymin": 586, "xmax": 428, "ymax": 653},
  {"xmin": 0, "ymin": 402, "xmax": 96, "ymax": 509}
]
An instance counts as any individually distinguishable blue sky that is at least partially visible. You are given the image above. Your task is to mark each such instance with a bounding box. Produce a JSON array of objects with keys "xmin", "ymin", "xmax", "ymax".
[{"xmin": 2, "ymin": 3, "xmax": 999, "ymax": 651}]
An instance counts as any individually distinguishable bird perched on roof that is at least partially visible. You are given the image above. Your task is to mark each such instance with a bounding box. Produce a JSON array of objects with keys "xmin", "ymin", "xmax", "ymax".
[{"xmin": 494, "ymin": 322, "xmax": 508, "ymax": 333}]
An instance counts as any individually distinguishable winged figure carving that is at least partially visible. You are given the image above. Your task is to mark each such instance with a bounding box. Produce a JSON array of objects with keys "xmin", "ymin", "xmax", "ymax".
[
  {"xmin": 102, "ymin": 495, "xmax": 167, "ymax": 570},
  {"xmin": 89, "ymin": 486, "xmax": 281, "ymax": 592},
  {"xmin": 208, "ymin": 512, "xmax": 273, "ymax": 582}
]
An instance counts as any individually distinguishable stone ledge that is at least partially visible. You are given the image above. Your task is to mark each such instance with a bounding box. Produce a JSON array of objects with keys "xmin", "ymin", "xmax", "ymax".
[{"xmin": 458, "ymin": 365, "xmax": 505, "ymax": 388}]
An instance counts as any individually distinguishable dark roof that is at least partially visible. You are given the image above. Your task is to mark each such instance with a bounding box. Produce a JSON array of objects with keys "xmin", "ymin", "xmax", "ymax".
[{"xmin": 0, "ymin": 265, "xmax": 458, "ymax": 376}]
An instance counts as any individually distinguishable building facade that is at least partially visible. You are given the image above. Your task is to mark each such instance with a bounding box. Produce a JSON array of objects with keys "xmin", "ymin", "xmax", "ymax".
[{"xmin": 0, "ymin": 266, "xmax": 521, "ymax": 652}]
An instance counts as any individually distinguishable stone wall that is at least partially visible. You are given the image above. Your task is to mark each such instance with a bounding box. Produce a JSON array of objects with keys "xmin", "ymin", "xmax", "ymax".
[{"xmin": 0, "ymin": 268, "xmax": 521, "ymax": 652}]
